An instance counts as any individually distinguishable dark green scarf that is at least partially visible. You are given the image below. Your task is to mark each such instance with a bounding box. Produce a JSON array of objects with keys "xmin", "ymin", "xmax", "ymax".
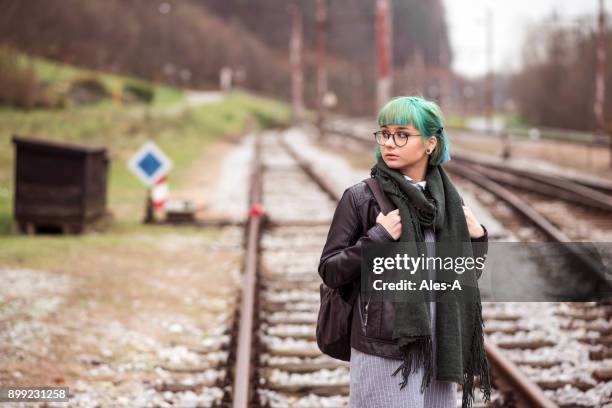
[{"xmin": 370, "ymin": 156, "xmax": 491, "ymax": 408}]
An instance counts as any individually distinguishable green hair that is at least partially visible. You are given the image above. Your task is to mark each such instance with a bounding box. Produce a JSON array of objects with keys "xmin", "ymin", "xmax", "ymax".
[{"xmin": 374, "ymin": 96, "xmax": 451, "ymax": 166}]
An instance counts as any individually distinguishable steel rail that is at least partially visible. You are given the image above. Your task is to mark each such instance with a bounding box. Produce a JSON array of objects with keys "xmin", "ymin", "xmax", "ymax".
[
  {"xmin": 485, "ymin": 338, "xmax": 559, "ymax": 408},
  {"xmin": 232, "ymin": 135, "xmax": 264, "ymax": 408}
]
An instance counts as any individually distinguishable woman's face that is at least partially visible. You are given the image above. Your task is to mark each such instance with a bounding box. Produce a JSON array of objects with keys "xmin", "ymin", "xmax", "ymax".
[{"xmin": 379, "ymin": 124, "xmax": 436, "ymax": 171}]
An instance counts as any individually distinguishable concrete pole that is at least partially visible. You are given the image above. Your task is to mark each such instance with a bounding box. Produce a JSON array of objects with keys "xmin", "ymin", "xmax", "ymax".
[
  {"xmin": 289, "ymin": 2, "xmax": 304, "ymax": 123},
  {"xmin": 594, "ymin": 0, "xmax": 609, "ymax": 166},
  {"xmin": 485, "ymin": 7, "xmax": 494, "ymax": 136},
  {"xmin": 316, "ymin": 0, "xmax": 328, "ymax": 139},
  {"xmin": 376, "ymin": 0, "xmax": 393, "ymax": 111}
]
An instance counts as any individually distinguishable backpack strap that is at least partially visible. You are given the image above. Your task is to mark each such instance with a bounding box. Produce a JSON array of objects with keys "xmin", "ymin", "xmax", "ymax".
[{"xmin": 363, "ymin": 178, "xmax": 396, "ymax": 215}]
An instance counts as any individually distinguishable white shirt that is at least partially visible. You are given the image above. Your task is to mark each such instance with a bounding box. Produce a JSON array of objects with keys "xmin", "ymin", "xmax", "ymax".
[{"xmin": 403, "ymin": 174, "xmax": 427, "ymax": 191}]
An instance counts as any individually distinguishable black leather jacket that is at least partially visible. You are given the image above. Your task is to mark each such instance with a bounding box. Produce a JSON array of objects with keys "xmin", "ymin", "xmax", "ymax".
[{"xmin": 318, "ymin": 180, "xmax": 488, "ymax": 360}]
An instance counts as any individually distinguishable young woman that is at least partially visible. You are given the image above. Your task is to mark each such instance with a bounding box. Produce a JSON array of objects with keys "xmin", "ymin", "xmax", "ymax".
[{"xmin": 318, "ymin": 96, "xmax": 491, "ymax": 408}]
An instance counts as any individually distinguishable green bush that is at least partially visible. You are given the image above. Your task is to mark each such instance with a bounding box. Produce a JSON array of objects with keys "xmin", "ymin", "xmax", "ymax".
[
  {"xmin": 67, "ymin": 77, "xmax": 110, "ymax": 105},
  {"xmin": 123, "ymin": 82, "xmax": 154, "ymax": 104}
]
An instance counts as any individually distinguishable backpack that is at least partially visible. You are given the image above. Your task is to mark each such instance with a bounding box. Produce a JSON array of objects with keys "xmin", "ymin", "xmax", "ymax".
[{"xmin": 316, "ymin": 177, "xmax": 396, "ymax": 361}]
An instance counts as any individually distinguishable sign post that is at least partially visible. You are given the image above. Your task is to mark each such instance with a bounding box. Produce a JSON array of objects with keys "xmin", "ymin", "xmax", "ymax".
[{"xmin": 128, "ymin": 141, "xmax": 173, "ymax": 223}]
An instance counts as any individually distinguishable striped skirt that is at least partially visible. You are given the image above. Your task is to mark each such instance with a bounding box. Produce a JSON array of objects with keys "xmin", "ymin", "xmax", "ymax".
[{"xmin": 348, "ymin": 301, "xmax": 457, "ymax": 408}]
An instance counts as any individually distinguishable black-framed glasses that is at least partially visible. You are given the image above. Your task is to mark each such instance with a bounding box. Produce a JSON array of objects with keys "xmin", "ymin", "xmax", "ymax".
[{"xmin": 373, "ymin": 129, "xmax": 421, "ymax": 147}]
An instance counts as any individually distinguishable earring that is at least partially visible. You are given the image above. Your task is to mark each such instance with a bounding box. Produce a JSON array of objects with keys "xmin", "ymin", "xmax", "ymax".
[{"xmin": 426, "ymin": 149, "xmax": 432, "ymax": 155}]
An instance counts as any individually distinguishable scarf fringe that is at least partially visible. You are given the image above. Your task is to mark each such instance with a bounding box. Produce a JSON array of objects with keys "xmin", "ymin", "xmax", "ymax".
[
  {"xmin": 461, "ymin": 300, "xmax": 492, "ymax": 408},
  {"xmin": 391, "ymin": 336, "xmax": 433, "ymax": 394}
]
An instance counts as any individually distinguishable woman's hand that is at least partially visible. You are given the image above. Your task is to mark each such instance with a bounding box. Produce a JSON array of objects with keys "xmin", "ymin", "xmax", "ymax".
[
  {"xmin": 376, "ymin": 209, "xmax": 402, "ymax": 240},
  {"xmin": 463, "ymin": 206, "xmax": 485, "ymax": 238}
]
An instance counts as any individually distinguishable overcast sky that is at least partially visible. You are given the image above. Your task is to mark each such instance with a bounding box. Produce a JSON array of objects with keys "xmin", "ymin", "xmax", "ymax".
[{"xmin": 442, "ymin": 0, "xmax": 602, "ymax": 78}]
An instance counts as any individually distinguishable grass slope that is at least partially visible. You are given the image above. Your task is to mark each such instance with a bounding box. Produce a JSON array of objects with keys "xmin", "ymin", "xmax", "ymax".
[{"xmin": 0, "ymin": 56, "xmax": 290, "ymax": 238}]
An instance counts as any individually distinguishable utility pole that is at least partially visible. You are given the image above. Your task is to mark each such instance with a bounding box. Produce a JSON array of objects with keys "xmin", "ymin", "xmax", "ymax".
[
  {"xmin": 485, "ymin": 7, "xmax": 494, "ymax": 135},
  {"xmin": 376, "ymin": 0, "xmax": 393, "ymax": 111},
  {"xmin": 289, "ymin": 2, "xmax": 304, "ymax": 124},
  {"xmin": 316, "ymin": 0, "xmax": 328, "ymax": 139},
  {"xmin": 594, "ymin": 0, "xmax": 609, "ymax": 167},
  {"xmin": 439, "ymin": 38, "xmax": 451, "ymax": 112}
]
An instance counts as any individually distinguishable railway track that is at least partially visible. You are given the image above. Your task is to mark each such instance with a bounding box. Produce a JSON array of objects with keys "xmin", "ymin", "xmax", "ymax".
[
  {"xmin": 453, "ymin": 168, "xmax": 612, "ymax": 405},
  {"xmin": 441, "ymin": 159, "xmax": 612, "ymax": 407},
  {"xmin": 224, "ymin": 127, "xmax": 611, "ymax": 407},
  {"xmin": 230, "ymin": 130, "xmax": 349, "ymax": 407},
  {"xmin": 447, "ymin": 155, "xmax": 612, "ymax": 213}
]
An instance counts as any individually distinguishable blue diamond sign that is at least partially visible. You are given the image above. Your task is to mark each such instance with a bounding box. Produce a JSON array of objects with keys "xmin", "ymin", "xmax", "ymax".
[{"xmin": 128, "ymin": 141, "xmax": 173, "ymax": 187}]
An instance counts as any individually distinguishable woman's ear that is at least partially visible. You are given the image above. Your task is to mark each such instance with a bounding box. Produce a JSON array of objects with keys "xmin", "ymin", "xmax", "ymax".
[{"xmin": 426, "ymin": 136, "xmax": 437, "ymax": 154}]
